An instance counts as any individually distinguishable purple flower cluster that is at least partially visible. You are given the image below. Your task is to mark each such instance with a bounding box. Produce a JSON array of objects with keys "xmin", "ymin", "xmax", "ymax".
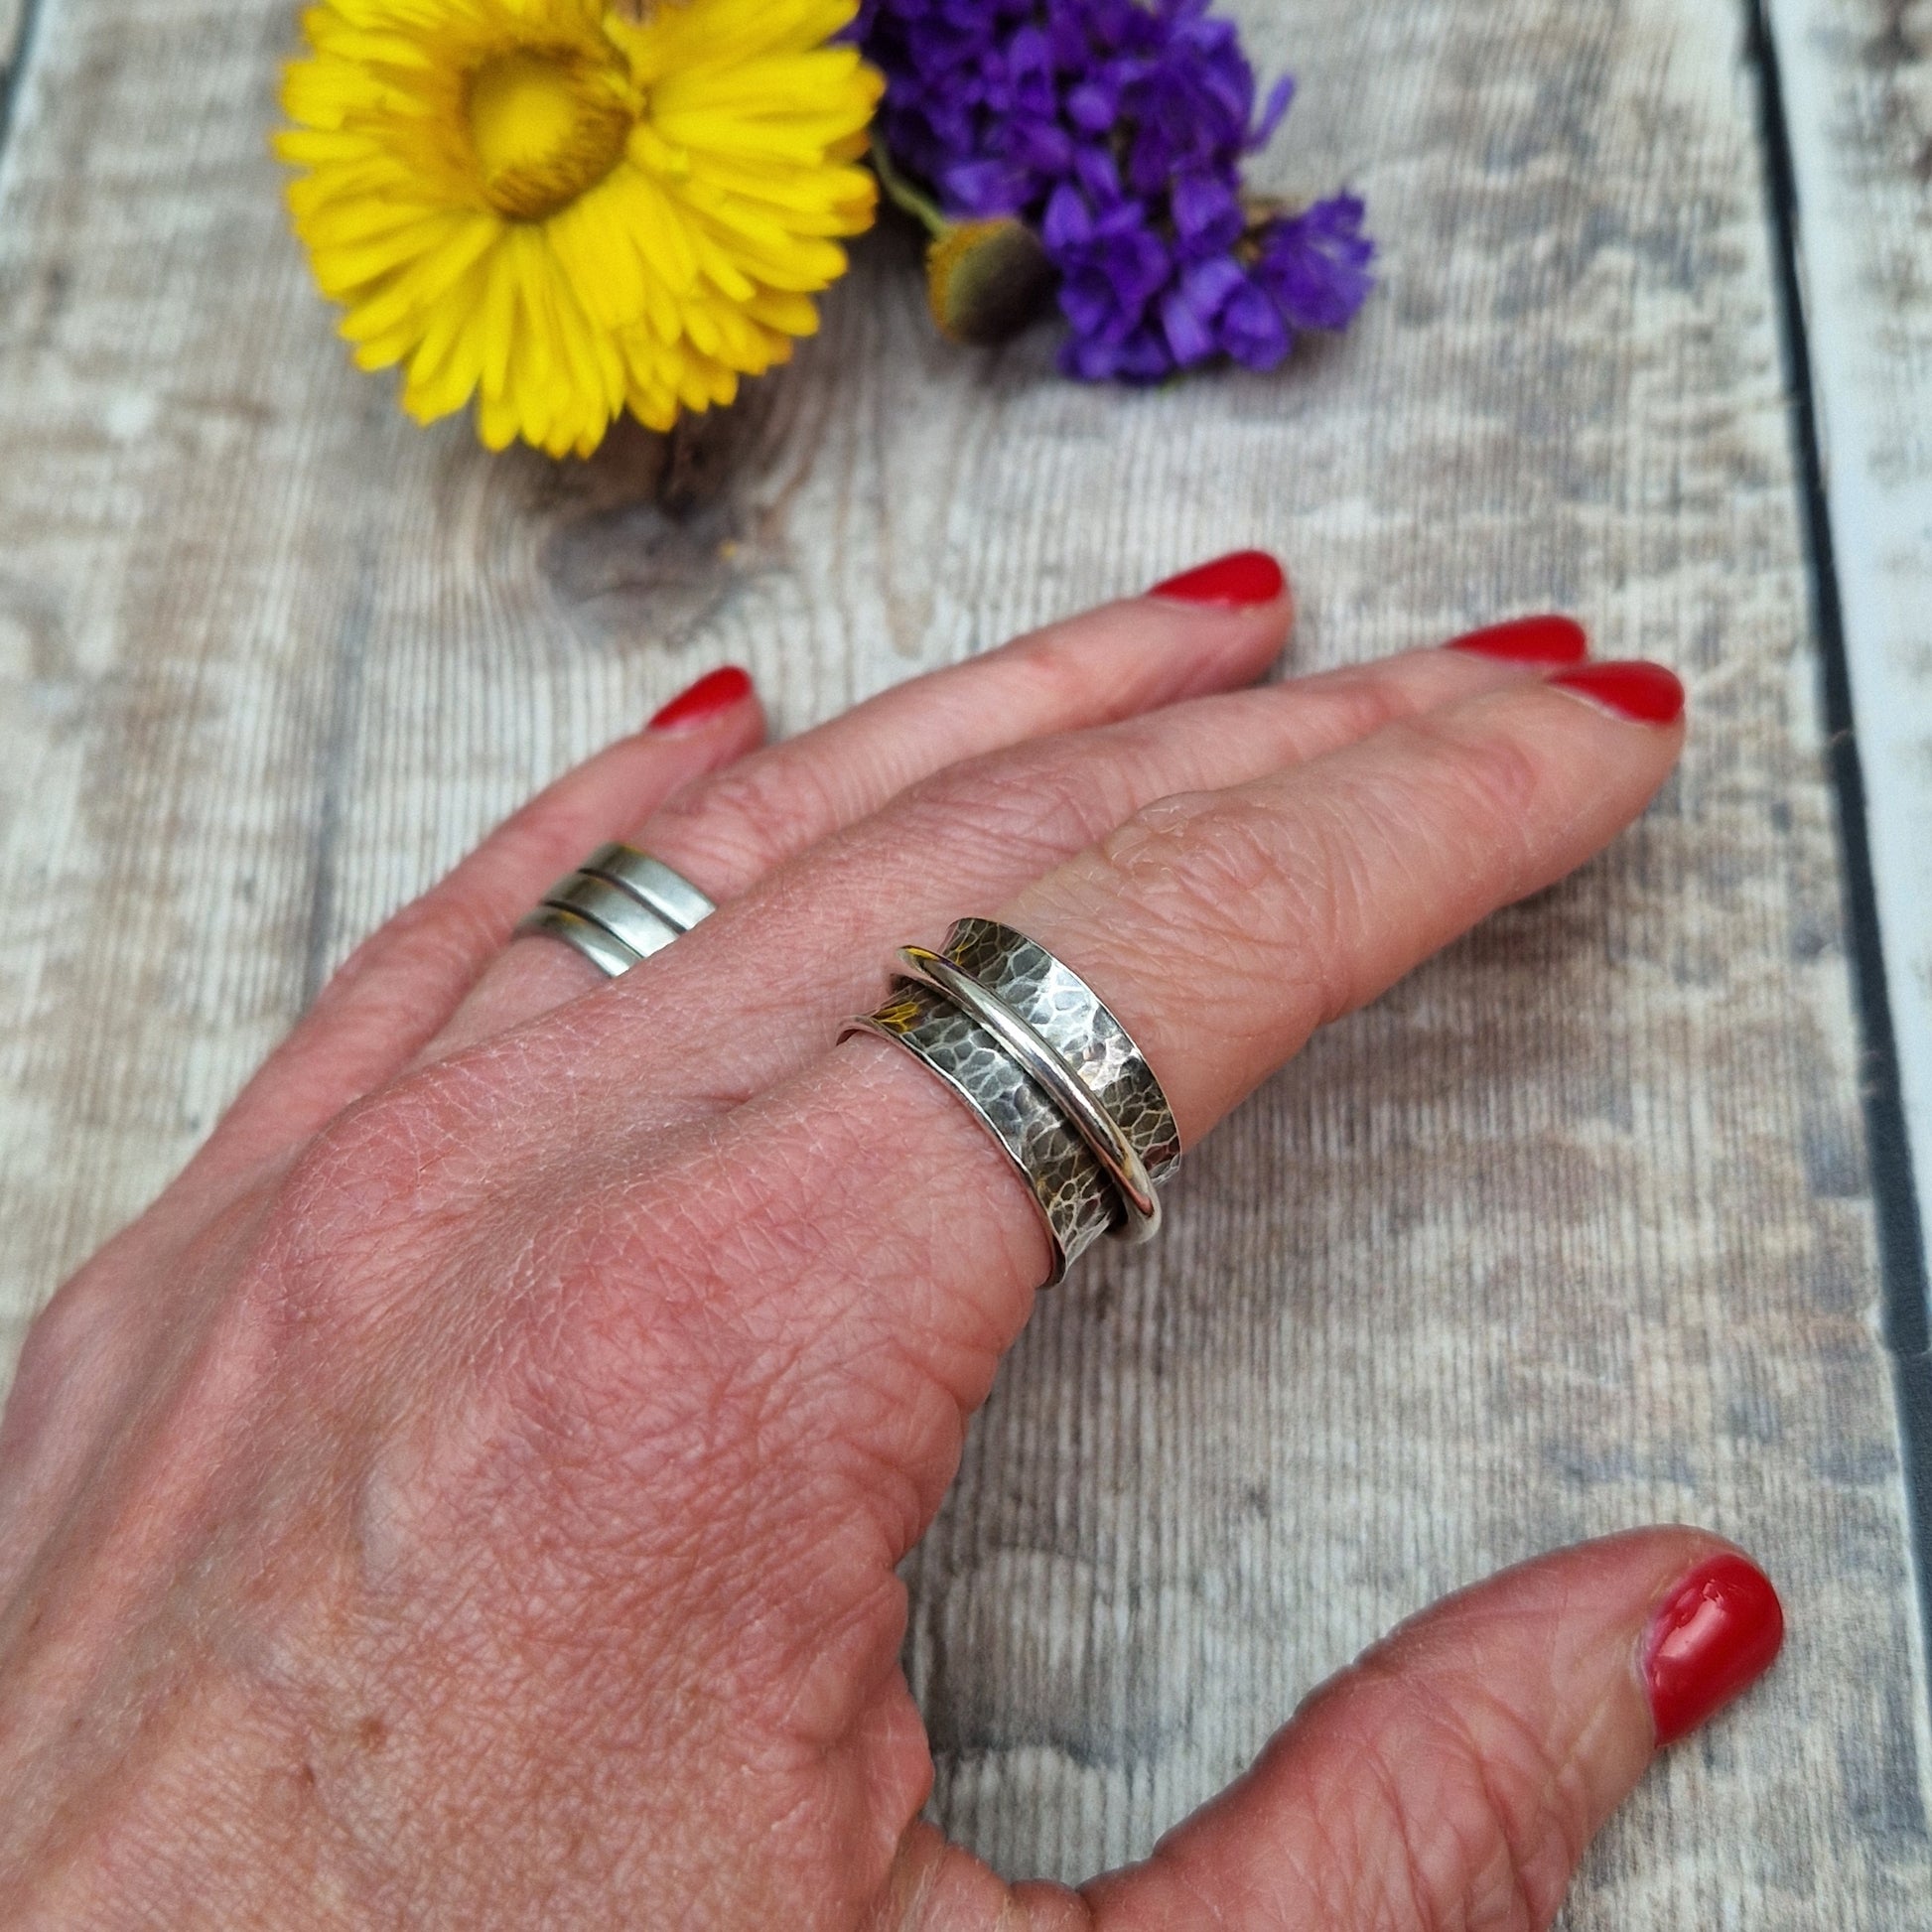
[{"xmin": 856, "ymin": 0, "xmax": 1373, "ymax": 381}]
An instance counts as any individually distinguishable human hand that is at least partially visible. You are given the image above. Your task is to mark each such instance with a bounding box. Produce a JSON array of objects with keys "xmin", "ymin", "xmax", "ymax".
[{"xmin": 0, "ymin": 554, "xmax": 1781, "ymax": 1927}]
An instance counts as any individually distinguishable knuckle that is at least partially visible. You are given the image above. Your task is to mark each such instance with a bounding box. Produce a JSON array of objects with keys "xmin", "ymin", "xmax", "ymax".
[
  {"xmin": 999, "ymin": 620, "xmax": 1118, "ymax": 720},
  {"xmin": 504, "ymin": 1182, "xmax": 795, "ymax": 1474},
  {"xmin": 310, "ymin": 892, "xmax": 483, "ymax": 1027},
  {"xmin": 647, "ymin": 747, "xmax": 846, "ymax": 894},
  {"xmin": 9, "ymin": 1270, "xmax": 116, "ymax": 1418},
  {"xmin": 1284, "ymin": 663, "xmax": 1431, "ymax": 747},
  {"xmin": 1077, "ymin": 703, "xmax": 1555, "ymax": 1034},
  {"xmin": 1091, "ymin": 792, "xmax": 1350, "ymax": 1020},
  {"xmin": 1387, "ymin": 709, "xmax": 1548, "ymax": 887},
  {"xmin": 248, "ymin": 1067, "xmax": 500, "ymax": 1336},
  {"xmin": 1341, "ymin": 1650, "xmax": 1587, "ymax": 1931},
  {"xmin": 895, "ymin": 737, "xmax": 1148, "ymax": 876},
  {"xmin": 1095, "ymin": 790, "xmax": 1268, "ymax": 923}
]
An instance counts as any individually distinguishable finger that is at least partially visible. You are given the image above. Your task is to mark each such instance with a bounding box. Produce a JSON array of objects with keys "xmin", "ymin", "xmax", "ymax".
[
  {"xmin": 1012, "ymin": 659, "xmax": 1688, "ymax": 1143},
  {"xmin": 432, "ymin": 621, "xmax": 1590, "ymax": 1129},
  {"xmin": 1083, "ymin": 1532, "xmax": 1785, "ymax": 1929},
  {"xmin": 434, "ymin": 554, "xmax": 1301, "ymax": 1050},
  {"xmin": 584, "ymin": 663, "xmax": 1685, "ymax": 1529},
  {"xmin": 890, "ymin": 1530, "xmax": 1784, "ymax": 1929}
]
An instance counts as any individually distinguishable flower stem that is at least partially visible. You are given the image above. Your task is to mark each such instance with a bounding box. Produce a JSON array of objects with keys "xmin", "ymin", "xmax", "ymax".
[{"xmin": 870, "ymin": 135, "xmax": 949, "ymax": 238}]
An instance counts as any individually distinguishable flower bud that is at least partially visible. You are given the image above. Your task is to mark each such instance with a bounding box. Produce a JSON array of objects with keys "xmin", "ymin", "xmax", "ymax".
[{"xmin": 925, "ymin": 217, "xmax": 1057, "ymax": 345}]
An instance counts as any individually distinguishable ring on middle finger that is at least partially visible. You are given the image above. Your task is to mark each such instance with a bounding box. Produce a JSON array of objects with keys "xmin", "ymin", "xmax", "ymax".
[
  {"xmin": 896, "ymin": 945, "xmax": 1165, "ymax": 1236},
  {"xmin": 846, "ymin": 919, "xmax": 1180, "ymax": 1281}
]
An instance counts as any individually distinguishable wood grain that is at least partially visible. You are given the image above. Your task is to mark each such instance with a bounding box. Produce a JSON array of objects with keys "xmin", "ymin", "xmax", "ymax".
[{"xmin": 0, "ymin": 0, "xmax": 1926, "ymax": 1921}]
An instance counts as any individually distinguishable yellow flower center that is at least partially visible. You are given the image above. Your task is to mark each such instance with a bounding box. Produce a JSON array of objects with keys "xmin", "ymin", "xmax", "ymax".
[{"xmin": 466, "ymin": 46, "xmax": 634, "ymax": 222}]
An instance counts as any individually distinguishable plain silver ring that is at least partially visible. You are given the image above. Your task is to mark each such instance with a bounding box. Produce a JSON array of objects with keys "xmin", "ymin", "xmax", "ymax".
[
  {"xmin": 518, "ymin": 849, "xmax": 715, "ymax": 978},
  {"xmin": 896, "ymin": 944, "xmax": 1163, "ymax": 1242},
  {"xmin": 514, "ymin": 904, "xmax": 643, "ymax": 980},
  {"xmin": 539, "ymin": 873, "xmax": 683, "ymax": 963},
  {"xmin": 582, "ymin": 844, "xmax": 717, "ymax": 934}
]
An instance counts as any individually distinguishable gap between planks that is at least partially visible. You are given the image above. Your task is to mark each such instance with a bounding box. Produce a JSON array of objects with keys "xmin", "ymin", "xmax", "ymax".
[{"xmin": 0, "ymin": 0, "xmax": 36, "ymax": 150}]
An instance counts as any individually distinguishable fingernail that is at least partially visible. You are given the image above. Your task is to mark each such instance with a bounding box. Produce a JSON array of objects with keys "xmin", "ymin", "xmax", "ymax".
[
  {"xmin": 1149, "ymin": 550, "xmax": 1287, "ymax": 609},
  {"xmin": 1446, "ymin": 615, "xmax": 1588, "ymax": 667},
  {"xmin": 1548, "ymin": 660, "xmax": 1686, "ymax": 726},
  {"xmin": 1642, "ymin": 1554, "xmax": 1785, "ymax": 1747},
  {"xmin": 648, "ymin": 665, "xmax": 755, "ymax": 733}
]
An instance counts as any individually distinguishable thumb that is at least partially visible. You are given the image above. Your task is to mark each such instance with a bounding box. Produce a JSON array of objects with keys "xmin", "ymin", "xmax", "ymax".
[{"xmin": 891, "ymin": 1529, "xmax": 1783, "ymax": 1930}]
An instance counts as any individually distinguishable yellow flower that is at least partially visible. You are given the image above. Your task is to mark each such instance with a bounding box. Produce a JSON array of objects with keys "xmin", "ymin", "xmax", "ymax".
[{"xmin": 277, "ymin": 0, "xmax": 882, "ymax": 457}]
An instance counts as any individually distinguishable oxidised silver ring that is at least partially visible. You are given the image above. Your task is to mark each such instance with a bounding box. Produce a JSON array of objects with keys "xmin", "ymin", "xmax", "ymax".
[
  {"xmin": 843, "ymin": 918, "xmax": 1180, "ymax": 1280},
  {"xmin": 897, "ymin": 945, "xmax": 1164, "ymax": 1241}
]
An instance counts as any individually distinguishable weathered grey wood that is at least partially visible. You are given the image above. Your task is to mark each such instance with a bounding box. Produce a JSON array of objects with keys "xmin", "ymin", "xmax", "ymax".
[
  {"xmin": 1764, "ymin": 0, "xmax": 1932, "ymax": 1305},
  {"xmin": 0, "ymin": 0, "xmax": 1927, "ymax": 1922}
]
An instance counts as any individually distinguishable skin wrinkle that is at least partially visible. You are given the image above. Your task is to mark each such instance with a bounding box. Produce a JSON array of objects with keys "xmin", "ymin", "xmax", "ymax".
[
  {"xmin": 1441, "ymin": 1670, "xmax": 1615, "ymax": 1924},
  {"xmin": 641, "ymin": 1040, "xmax": 1032, "ymax": 1332},
  {"xmin": 1132, "ymin": 1847, "xmax": 1250, "ymax": 1931},
  {"xmin": 1255, "ymin": 721, "xmax": 1546, "ymax": 1035},
  {"xmin": 560, "ymin": 1213, "xmax": 973, "ymax": 1576},
  {"xmin": 1378, "ymin": 705, "xmax": 1552, "ymax": 899},
  {"xmin": 651, "ymin": 731, "xmax": 862, "ymax": 894},
  {"xmin": 499, "ymin": 1148, "xmax": 931, "ymax": 1767},
  {"xmin": 1361, "ymin": 1678, "xmax": 1541, "ymax": 1930},
  {"xmin": 1289, "ymin": 1586, "xmax": 1648, "ymax": 1930}
]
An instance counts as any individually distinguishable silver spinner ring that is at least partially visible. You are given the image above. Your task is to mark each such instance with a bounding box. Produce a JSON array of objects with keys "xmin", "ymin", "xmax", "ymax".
[{"xmin": 846, "ymin": 918, "xmax": 1180, "ymax": 1283}]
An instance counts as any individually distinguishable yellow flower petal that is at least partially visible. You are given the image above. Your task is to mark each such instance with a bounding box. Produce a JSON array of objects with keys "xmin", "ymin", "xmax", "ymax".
[{"xmin": 280, "ymin": 0, "xmax": 878, "ymax": 455}]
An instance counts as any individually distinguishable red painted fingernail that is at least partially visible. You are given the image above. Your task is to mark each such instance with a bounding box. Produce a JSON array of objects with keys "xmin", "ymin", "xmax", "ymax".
[
  {"xmin": 1149, "ymin": 550, "xmax": 1287, "ymax": 609},
  {"xmin": 1548, "ymin": 660, "xmax": 1686, "ymax": 726},
  {"xmin": 648, "ymin": 665, "xmax": 755, "ymax": 733},
  {"xmin": 1446, "ymin": 615, "xmax": 1589, "ymax": 667},
  {"xmin": 1642, "ymin": 1554, "xmax": 1785, "ymax": 1748}
]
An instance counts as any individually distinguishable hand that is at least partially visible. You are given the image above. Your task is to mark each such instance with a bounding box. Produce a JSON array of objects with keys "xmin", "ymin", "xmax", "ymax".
[{"xmin": 0, "ymin": 555, "xmax": 1781, "ymax": 1927}]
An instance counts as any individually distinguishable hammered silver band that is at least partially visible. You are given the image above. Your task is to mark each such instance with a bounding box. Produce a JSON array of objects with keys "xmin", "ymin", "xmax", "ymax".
[
  {"xmin": 845, "ymin": 919, "xmax": 1180, "ymax": 1282},
  {"xmin": 516, "ymin": 846, "xmax": 716, "ymax": 978},
  {"xmin": 897, "ymin": 946, "xmax": 1164, "ymax": 1240}
]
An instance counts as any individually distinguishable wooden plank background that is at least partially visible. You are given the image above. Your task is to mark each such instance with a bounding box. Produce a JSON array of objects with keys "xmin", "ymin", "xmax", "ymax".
[{"xmin": 0, "ymin": 0, "xmax": 1928, "ymax": 1921}]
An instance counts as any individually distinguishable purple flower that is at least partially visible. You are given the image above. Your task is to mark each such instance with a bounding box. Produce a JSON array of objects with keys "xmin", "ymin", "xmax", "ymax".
[
  {"xmin": 1162, "ymin": 252, "xmax": 1248, "ymax": 366},
  {"xmin": 1045, "ymin": 177, "xmax": 1173, "ymax": 356},
  {"xmin": 859, "ymin": 0, "xmax": 1375, "ymax": 382},
  {"xmin": 1254, "ymin": 194, "xmax": 1375, "ymax": 332}
]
